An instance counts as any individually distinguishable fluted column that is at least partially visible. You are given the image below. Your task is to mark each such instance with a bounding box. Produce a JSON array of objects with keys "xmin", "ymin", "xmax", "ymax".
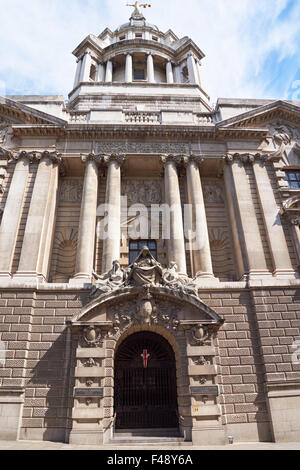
[
  {"xmin": 79, "ymin": 52, "xmax": 92, "ymax": 83},
  {"xmin": 0, "ymin": 152, "xmax": 30, "ymax": 278},
  {"xmin": 252, "ymin": 154, "xmax": 295, "ymax": 278},
  {"xmin": 15, "ymin": 151, "xmax": 62, "ymax": 282},
  {"xmin": 72, "ymin": 153, "xmax": 101, "ymax": 281},
  {"xmin": 184, "ymin": 155, "xmax": 214, "ymax": 278},
  {"xmin": 125, "ymin": 54, "xmax": 133, "ymax": 83},
  {"xmin": 102, "ymin": 154, "xmax": 125, "ymax": 273},
  {"xmin": 223, "ymin": 154, "xmax": 271, "ymax": 280},
  {"xmin": 105, "ymin": 60, "xmax": 113, "ymax": 82},
  {"xmin": 166, "ymin": 61, "xmax": 174, "ymax": 84},
  {"xmin": 161, "ymin": 155, "xmax": 187, "ymax": 275},
  {"xmin": 147, "ymin": 53, "xmax": 155, "ymax": 83}
]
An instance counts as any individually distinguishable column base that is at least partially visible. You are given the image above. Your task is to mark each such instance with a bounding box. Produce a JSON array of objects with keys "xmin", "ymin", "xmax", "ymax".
[
  {"xmin": 0, "ymin": 272, "xmax": 12, "ymax": 280},
  {"xmin": 13, "ymin": 272, "xmax": 46, "ymax": 283},
  {"xmin": 70, "ymin": 273, "xmax": 93, "ymax": 286},
  {"xmin": 273, "ymin": 269, "xmax": 297, "ymax": 279},
  {"xmin": 195, "ymin": 272, "xmax": 218, "ymax": 279},
  {"xmin": 242, "ymin": 270, "xmax": 273, "ymax": 281}
]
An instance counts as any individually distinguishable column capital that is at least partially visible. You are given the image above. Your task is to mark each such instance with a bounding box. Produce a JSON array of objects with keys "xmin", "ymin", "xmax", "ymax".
[
  {"xmin": 183, "ymin": 154, "xmax": 204, "ymax": 167},
  {"xmin": 5, "ymin": 149, "xmax": 62, "ymax": 165},
  {"xmin": 160, "ymin": 154, "xmax": 183, "ymax": 167},
  {"xmin": 223, "ymin": 152, "xmax": 269, "ymax": 165},
  {"xmin": 81, "ymin": 152, "xmax": 104, "ymax": 165},
  {"xmin": 103, "ymin": 153, "xmax": 126, "ymax": 168}
]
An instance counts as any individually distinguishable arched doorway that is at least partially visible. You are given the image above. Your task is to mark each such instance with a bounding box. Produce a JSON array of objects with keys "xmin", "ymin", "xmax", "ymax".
[{"xmin": 114, "ymin": 331, "xmax": 179, "ymax": 429}]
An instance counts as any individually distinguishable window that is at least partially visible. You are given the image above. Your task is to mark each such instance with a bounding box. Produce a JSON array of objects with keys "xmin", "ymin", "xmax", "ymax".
[
  {"xmin": 135, "ymin": 33, "xmax": 143, "ymax": 38},
  {"xmin": 119, "ymin": 35, "xmax": 125, "ymax": 41},
  {"xmin": 286, "ymin": 171, "xmax": 300, "ymax": 189},
  {"xmin": 134, "ymin": 69, "xmax": 145, "ymax": 80},
  {"xmin": 152, "ymin": 36, "xmax": 158, "ymax": 41},
  {"xmin": 129, "ymin": 240, "xmax": 157, "ymax": 264},
  {"xmin": 89, "ymin": 64, "xmax": 97, "ymax": 81}
]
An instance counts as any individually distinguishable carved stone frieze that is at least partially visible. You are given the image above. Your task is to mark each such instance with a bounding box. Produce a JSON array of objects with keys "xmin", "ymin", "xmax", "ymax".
[
  {"xmin": 202, "ymin": 183, "xmax": 225, "ymax": 204},
  {"xmin": 122, "ymin": 179, "xmax": 162, "ymax": 205},
  {"xmin": 95, "ymin": 142, "xmax": 189, "ymax": 154},
  {"xmin": 59, "ymin": 179, "xmax": 83, "ymax": 203}
]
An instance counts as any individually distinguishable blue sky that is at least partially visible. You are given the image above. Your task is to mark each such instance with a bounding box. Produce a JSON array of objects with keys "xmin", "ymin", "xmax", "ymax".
[{"xmin": 0, "ymin": 0, "xmax": 300, "ymax": 104}]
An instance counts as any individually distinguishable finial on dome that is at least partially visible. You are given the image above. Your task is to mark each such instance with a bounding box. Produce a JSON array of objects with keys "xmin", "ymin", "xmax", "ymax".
[{"xmin": 126, "ymin": 1, "xmax": 151, "ymax": 20}]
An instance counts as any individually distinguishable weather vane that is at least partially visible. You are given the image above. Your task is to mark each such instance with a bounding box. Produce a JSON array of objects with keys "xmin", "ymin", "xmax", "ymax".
[{"xmin": 126, "ymin": 1, "xmax": 151, "ymax": 17}]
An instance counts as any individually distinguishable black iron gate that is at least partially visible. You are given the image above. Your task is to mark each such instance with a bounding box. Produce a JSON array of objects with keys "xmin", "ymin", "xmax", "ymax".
[{"xmin": 114, "ymin": 332, "xmax": 179, "ymax": 429}]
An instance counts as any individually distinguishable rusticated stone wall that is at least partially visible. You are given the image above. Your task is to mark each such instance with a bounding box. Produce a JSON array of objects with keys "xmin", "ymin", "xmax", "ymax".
[{"xmin": 0, "ymin": 286, "xmax": 299, "ymax": 443}]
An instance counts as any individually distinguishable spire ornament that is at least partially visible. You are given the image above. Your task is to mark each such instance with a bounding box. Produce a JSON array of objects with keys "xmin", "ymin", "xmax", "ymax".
[{"xmin": 127, "ymin": 1, "xmax": 151, "ymax": 19}]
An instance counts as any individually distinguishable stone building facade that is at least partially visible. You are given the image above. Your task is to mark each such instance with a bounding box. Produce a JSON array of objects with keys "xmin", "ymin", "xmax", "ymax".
[{"xmin": 0, "ymin": 4, "xmax": 300, "ymax": 445}]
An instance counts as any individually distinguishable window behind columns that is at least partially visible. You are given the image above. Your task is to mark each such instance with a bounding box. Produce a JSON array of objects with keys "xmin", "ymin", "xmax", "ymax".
[
  {"xmin": 134, "ymin": 69, "xmax": 145, "ymax": 81},
  {"xmin": 129, "ymin": 240, "xmax": 157, "ymax": 264}
]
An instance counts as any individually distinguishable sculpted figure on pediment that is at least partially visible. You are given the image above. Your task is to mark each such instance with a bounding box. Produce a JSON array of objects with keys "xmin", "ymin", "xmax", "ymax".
[
  {"xmin": 126, "ymin": 246, "xmax": 163, "ymax": 286},
  {"xmin": 91, "ymin": 260, "xmax": 127, "ymax": 297}
]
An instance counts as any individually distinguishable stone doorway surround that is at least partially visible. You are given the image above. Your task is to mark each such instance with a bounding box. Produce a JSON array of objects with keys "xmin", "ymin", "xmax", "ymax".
[{"xmin": 68, "ymin": 280, "xmax": 225, "ymax": 446}]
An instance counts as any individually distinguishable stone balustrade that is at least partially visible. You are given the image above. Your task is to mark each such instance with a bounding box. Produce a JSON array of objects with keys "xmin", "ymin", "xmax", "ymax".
[{"xmin": 124, "ymin": 112, "xmax": 160, "ymax": 124}]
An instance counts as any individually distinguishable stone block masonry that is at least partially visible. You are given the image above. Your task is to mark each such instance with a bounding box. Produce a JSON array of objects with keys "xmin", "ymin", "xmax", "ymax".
[{"xmin": 0, "ymin": 285, "xmax": 299, "ymax": 443}]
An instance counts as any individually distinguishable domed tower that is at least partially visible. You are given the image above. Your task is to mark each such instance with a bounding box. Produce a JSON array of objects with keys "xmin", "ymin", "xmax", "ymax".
[{"xmin": 69, "ymin": 2, "xmax": 211, "ymax": 117}]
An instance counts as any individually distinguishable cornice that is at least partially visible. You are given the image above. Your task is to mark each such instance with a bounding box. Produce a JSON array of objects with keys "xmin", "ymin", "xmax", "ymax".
[
  {"xmin": 217, "ymin": 100, "xmax": 300, "ymax": 130},
  {"xmin": 11, "ymin": 124, "xmax": 268, "ymax": 141}
]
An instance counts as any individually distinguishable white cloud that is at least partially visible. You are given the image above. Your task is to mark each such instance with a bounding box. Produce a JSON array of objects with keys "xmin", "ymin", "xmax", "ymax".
[{"xmin": 0, "ymin": 0, "xmax": 299, "ymax": 103}]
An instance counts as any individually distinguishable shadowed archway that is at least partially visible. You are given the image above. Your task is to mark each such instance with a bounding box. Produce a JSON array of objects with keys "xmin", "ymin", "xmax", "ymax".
[{"xmin": 114, "ymin": 331, "xmax": 178, "ymax": 430}]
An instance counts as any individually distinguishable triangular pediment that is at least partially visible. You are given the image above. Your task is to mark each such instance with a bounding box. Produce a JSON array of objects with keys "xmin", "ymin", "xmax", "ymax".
[
  {"xmin": 0, "ymin": 96, "xmax": 67, "ymax": 127},
  {"xmin": 217, "ymin": 100, "xmax": 300, "ymax": 130}
]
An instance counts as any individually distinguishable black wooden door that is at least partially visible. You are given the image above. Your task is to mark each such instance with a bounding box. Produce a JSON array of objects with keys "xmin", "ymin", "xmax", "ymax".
[{"xmin": 114, "ymin": 332, "xmax": 178, "ymax": 429}]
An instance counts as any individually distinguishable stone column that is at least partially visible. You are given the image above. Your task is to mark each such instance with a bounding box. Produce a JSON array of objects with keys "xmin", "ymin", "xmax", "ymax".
[
  {"xmin": 187, "ymin": 54, "xmax": 199, "ymax": 85},
  {"xmin": 174, "ymin": 66, "xmax": 181, "ymax": 84},
  {"xmin": 195, "ymin": 60, "xmax": 202, "ymax": 87},
  {"xmin": 125, "ymin": 54, "xmax": 133, "ymax": 83},
  {"xmin": 79, "ymin": 52, "xmax": 92, "ymax": 83},
  {"xmin": 15, "ymin": 151, "xmax": 62, "ymax": 282},
  {"xmin": 289, "ymin": 217, "xmax": 300, "ymax": 268},
  {"xmin": 105, "ymin": 60, "xmax": 113, "ymax": 82},
  {"xmin": 223, "ymin": 154, "xmax": 271, "ymax": 280},
  {"xmin": 161, "ymin": 155, "xmax": 187, "ymax": 275},
  {"xmin": 166, "ymin": 61, "xmax": 174, "ymax": 84},
  {"xmin": 184, "ymin": 155, "xmax": 214, "ymax": 278},
  {"xmin": 97, "ymin": 62, "xmax": 105, "ymax": 82},
  {"xmin": 252, "ymin": 155, "xmax": 295, "ymax": 278},
  {"xmin": 147, "ymin": 53, "xmax": 155, "ymax": 83},
  {"xmin": 73, "ymin": 153, "xmax": 101, "ymax": 281},
  {"xmin": 73, "ymin": 58, "xmax": 82, "ymax": 88},
  {"xmin": 102, "ymin": 154, "xmax": 125, "ymax": 273},
  {"xmin": 0, "ymin": 152, "xmax": 30, "ymax": 278}
]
